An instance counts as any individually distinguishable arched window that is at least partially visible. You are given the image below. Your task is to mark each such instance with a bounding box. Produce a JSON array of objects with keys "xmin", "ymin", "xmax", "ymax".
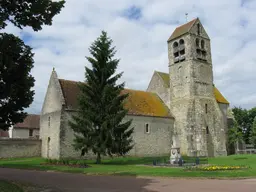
[
  {"xmin": 179, "ymin": 39, "xmax": 184, "ymax": 45},
  {"xmin": 196, "ymin": 38, "xmax": 200, "ymax": 47},
  {"xmin": 201, "ymin": 40, "xmax": 205, "ymax": 49},
  {"xmin": 173, "ymin": 41, "xmax": 178, "ymax": 48}
]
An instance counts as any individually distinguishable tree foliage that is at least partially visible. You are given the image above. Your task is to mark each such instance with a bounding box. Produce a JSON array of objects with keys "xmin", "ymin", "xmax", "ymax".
[
  {"xmin": 227, "ymin": 120, "xmax": 243, "ymax": 151},
  {"xmin": 0, "ymin": 0, "xmax": 65, "ymax": 31},
  {"xmin": 69, "ymin": 31, "xmax": 134, "ymax": 164},
  {"xmin": 0, "ymin": 0, "xmax": 65, "ymax": 130},
  {"xmin": 0, "ymin": 33, "xmax": 35, "ymax": 130},
  {"xmin": 232, "ymin": 106, "xmax": 256, "ymax": 143},
  {"xmin": 250, "ymin": 117, "xmax": 256, "ymax": 148}
]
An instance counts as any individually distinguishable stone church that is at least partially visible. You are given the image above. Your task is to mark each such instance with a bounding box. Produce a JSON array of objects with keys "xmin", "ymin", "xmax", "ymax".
[{"xmin": 40, "ymin": 18, "xmax": 230, "ymax": 160}]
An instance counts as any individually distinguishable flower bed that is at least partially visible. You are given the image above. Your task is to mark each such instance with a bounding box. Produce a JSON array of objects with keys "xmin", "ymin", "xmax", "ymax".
[
  {"xmin": 40, "ymin": 159, "xmax": 90, "ymax": 168},
  {"xmin": 185, "ymin": 165, "xmax": 249, "ymax": 172}
]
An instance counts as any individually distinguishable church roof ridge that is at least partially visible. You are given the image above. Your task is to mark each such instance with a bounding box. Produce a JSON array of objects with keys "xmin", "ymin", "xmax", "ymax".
[{"xmin": 167, "ymin": 18, "xmax": 198, "ymax": 42}]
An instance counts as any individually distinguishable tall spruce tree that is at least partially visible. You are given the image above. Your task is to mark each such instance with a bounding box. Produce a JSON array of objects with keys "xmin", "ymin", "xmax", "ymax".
[{"xmin": 69, "ymin": 31, "xmax": 134, "ymax": 164}]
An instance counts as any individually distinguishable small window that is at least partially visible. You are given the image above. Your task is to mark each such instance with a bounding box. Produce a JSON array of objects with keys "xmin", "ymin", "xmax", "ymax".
[
  {"xmin": 179, "ymin": 39, "xmax": 185, "ymax": 45},
  {"xmin": 197, "ymin": 23, "xmax": 201, "ymax": 35},
  {"xmin": 173, "ymin": 42, "xmax": 178, "ymax": 48},
  {"xmin": 48, "ymin": 117, "xmax": 50, "ymax": 127},
  {"xmin": 180, "ymin": 49, "xmax": 185, "ymax": 55},
  {"xmin": 196, "ymin": 38, "xmax": 199, "ymax": 47},
  {"xmin": 145, "ymin": 123, "xmax": 150, "ymax": 133},
  {"xmin": 29, "ymin": 129, "xmax": 33, "ymax": 137},
  {"xmin": 205, "ymin": 104, "xmax": 208, "ymax": 114},
  {"xmin": 206, "ymin": 126, "xmax": 209, "ymax": 134},
  {"xmin": 201, "ymin": 40, "xmax": 205, "ymax": 49}
]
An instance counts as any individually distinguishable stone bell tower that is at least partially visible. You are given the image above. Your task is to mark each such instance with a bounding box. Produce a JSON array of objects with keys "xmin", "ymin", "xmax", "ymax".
[{"xmin": 167, "ymin": 18, "xmax": 227, "ymax": 157}]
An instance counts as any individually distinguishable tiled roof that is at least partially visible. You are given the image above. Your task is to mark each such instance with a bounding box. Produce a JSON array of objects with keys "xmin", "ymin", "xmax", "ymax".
[
  {"xmin": 168, "ymin": 18, "xmax": 198, "ymax": 42},
  {"xmin": 59, "ymin": 79, "xmax": 173, "ymax": 118},
  {"xmin": 155, "ymin": 71, "xmax": 229, "ymax": 104},
  {"xmin": 13, "ymin": 114, "xmax": 40, "ymax": 129}
]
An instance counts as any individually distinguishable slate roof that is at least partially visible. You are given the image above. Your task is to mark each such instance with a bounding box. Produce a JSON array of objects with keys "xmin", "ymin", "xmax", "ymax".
[
  {"xmin": 58, "ymin": 79, "xmax": 173, "ymax": 118},
  {"xmin": 13, "ymin": 114, "xmax": 40, "ymax": 129},
  {"xmin": 167, "ymin": 18, "xmax": 198, "ymax": 42},
  {"xmin": 155, "ymin": 71, "xmax": 229, "ymax": 104}
]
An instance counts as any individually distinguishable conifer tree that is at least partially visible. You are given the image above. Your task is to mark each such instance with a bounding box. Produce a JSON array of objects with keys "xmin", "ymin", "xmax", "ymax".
[{"xmin": 69, "ymin": 31, "xmax": 134, "ymax": 164}]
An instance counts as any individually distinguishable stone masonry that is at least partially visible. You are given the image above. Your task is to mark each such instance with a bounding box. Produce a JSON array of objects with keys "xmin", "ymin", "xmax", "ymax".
[
  {"xmin": 40, "ymin": 17, "xmax": 230, "ymax": 160},
  {"xmin": 167, "ymin": 18, "xmax": 227, "ymax": 157}
]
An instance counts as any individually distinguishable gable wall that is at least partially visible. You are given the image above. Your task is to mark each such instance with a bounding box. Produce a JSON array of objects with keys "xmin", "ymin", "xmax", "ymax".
[
  {"xmin": 40, "ymin": 71, "xmax": 64, "ymax": 159},
  {"xmin": 147, "ymin": 73, "xmax": 170, "ymax": 108}
]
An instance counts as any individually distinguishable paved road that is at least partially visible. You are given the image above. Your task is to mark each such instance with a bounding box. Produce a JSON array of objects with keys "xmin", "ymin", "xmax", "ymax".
[{"xmin": 0, "ymin": 168, "xmax": 256, "ymax": 192}]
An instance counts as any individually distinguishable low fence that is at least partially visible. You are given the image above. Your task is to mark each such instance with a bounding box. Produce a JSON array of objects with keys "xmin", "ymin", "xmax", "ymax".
[
  {"xmin": 237, "ymin": 149, "xmax": 256, "ymax": 154},
  {"xmin": 0, "ymin": 138, "xmax": 41, "ymax": 159}
]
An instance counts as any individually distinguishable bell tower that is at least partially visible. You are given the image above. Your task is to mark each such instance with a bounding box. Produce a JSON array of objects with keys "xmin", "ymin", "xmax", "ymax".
[{"xmin": 167, "ymin": 18, "xmax": 227, "ymax": 157}]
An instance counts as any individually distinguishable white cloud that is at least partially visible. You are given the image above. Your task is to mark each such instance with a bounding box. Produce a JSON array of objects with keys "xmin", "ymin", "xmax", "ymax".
[{"xmin": 3, "ymin": 0, "xmax": 256, "ymax": 113}]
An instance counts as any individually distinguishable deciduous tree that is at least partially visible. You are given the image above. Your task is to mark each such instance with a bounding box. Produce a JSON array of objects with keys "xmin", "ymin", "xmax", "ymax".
[{"xmin": 0, "ymin": 0, "xmax": 65, "ymax": 130}]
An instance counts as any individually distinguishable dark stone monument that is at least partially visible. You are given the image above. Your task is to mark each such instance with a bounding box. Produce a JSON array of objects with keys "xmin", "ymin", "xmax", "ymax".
[{"xmin": 195, "ymin": 157, "xmax": 200, "ymax": 165}]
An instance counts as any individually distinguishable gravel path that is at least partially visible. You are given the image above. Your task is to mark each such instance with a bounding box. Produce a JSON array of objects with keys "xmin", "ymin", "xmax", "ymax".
[{"xmin": 0, "ymin": 168, "xmax": 255, "ymax": 192}]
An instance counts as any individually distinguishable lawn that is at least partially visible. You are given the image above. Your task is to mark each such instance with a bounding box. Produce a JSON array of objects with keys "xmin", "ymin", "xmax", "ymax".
[
  {"xmin": 0, "ymin": 180, "xmax": 24, "ymax": 192},
  {"xmin": 0, "ymin": 154, "xmax": 255, "ymax": 178}
]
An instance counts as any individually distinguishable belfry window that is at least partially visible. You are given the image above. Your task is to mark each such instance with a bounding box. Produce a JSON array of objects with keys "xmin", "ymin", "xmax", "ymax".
[
  {"xmin": 174, "ymin": 52, "xmax": 179, "ymax": 58},
  {"xmin": 173, "ymin": 42, "xmax": 178, "ymax": 48},
  {"xmin": 205, "ymin": 104, "xmax": 208, "ymax": 114},
  {"xmin": 196, "ymin": 38, "xmax": 199, "ymax": 47},
  {"xmin": 179, "ymin": 39, "xmax": 184, "ymax": 45},
  {"xmin": 201, "ymin": 40, "xmax": 205, "ymax": 49},
  {"xmin": 197, "ymin": 23, "xmax": 201, "ymax": 35}
]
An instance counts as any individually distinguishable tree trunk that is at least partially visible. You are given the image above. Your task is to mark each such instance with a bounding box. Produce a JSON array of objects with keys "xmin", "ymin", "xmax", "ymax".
[{"xmin": 96, "ymin": 153, "xmax": 101, "ymax": 164}]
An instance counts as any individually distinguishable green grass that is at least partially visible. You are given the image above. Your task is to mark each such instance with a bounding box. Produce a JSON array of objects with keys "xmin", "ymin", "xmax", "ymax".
[
  {"xmin": 0, "ymin": 154, "xmax": 256, "ymax": 178},
  {"xmin": 0, "ymin": 180, "xmax": 24, "ymax": 192}
]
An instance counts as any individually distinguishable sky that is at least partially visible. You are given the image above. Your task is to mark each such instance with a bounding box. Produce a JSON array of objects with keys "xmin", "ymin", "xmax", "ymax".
[{"xmin": 3, "ymin": 0, "xmax": 256, "ymax": 114}]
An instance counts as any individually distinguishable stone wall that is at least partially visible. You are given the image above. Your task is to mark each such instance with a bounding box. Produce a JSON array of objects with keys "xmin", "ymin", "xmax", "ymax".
[
  {"xmin": 125, "ymin": 115, "xmax": 174, "ymax": 157},
  {"xmin": 0, "ymin": 138, "xmax": 41, "ymax": 159},
  {"xmin": 59, "ymin": 111, "xmax": 174, "ymax": 159}
]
